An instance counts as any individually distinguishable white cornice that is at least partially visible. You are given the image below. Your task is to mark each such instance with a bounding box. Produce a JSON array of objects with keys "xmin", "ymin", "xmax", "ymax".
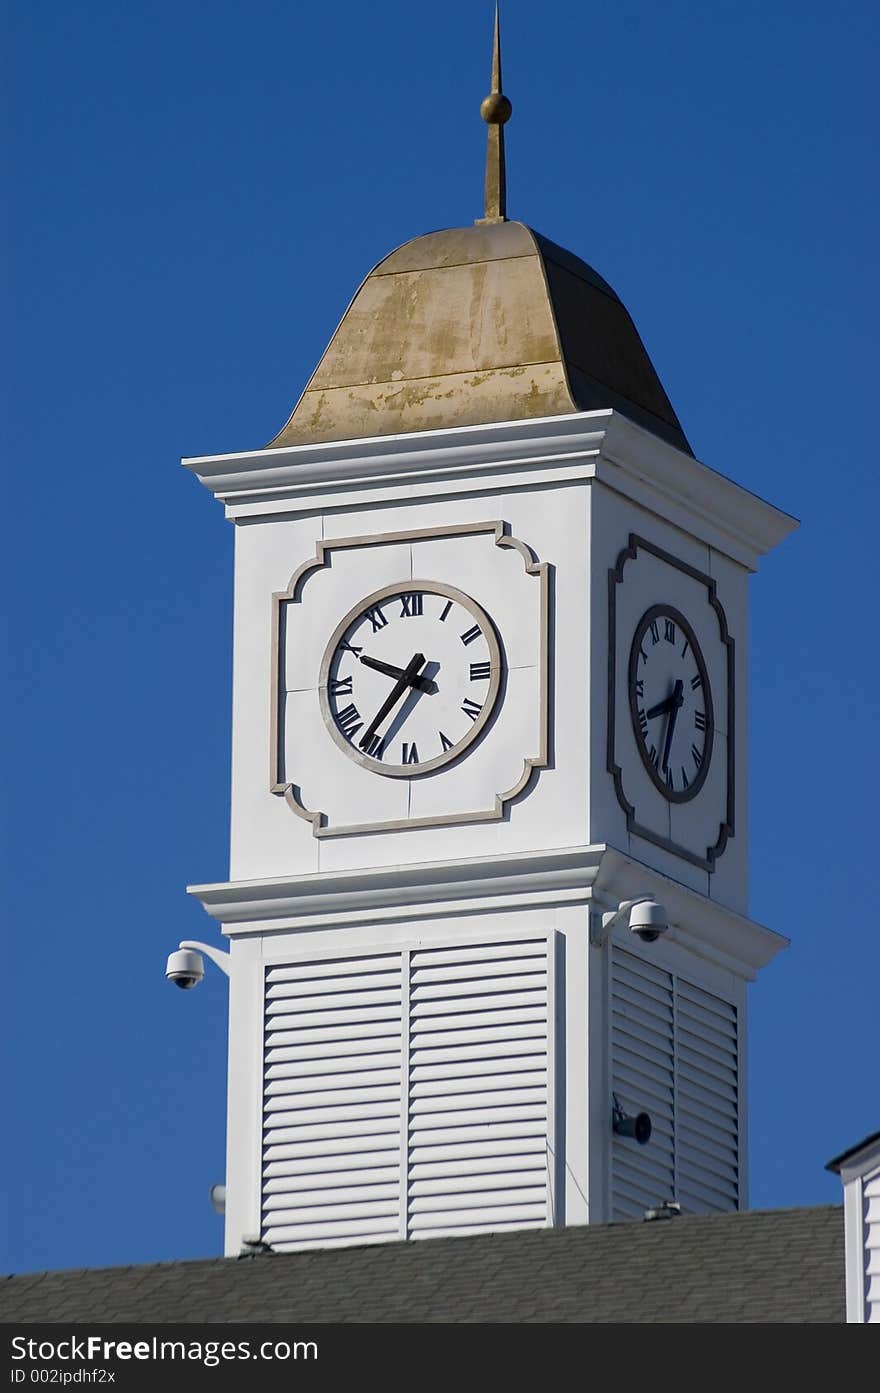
[
  {"xmin": 595, "ymin": 413, "xmax": 798, "ymax": 568},
  {"xmin": 187, "ymin": 842, "xmax": 787, "ymax": 979},
  {"xmin": 183, "ymin": 411, "xmax": 796, "ymax": 569},
  {"xmin": 188, "ymin": 844, "xmax": 608, "ymax": 933},
  {"xmin": 588, "ymin": 844, "xmax": 788, "ymax": 980}
]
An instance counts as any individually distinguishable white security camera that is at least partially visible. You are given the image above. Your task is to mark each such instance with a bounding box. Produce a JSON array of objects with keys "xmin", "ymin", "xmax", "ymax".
[
  {"xmin": 629, "ymin": 900, "xmax": 668, "ymax": 943},
  {"xmin": 165, "ymin": 947, "xmax": 205, "ymax": 990},
  {"xmin": 592, "ymin": 895, "xmax": 669, "ymax": 948}
]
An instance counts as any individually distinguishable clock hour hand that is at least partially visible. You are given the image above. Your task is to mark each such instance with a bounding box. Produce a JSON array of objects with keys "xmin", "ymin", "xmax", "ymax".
[
  {"xmin": 359, "ymin": 652, "xmax": 426, "ymax": 750},
  {"xmin": 646, "ymin": 678, "xmax": 686, "ymax": 722},
  {"xmin": 661, "ymin": 679, "xmax": 684, "ymax": 772},
  {"xmin": 359, "ymin": 653, "xmax": 436, "ymax": 694},
  {"xmin": 646, "ymin": 693, "xmax": 675, "ymax": 720}
]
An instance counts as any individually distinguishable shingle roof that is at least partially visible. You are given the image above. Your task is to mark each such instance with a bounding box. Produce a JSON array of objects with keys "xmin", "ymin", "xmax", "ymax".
[{"xmin": 0, "ymin": 1206, "xmax": 844, "ymax": 1325}]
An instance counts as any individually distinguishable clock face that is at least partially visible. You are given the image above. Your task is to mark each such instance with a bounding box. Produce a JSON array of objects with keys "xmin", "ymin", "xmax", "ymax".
[
  {"xmin": 319, "ymin": 581, "xmax": 503, "ymax": 777},
  {"xmin": 628, "ymin": 604, "xmax": 714, "ymax": 802}
]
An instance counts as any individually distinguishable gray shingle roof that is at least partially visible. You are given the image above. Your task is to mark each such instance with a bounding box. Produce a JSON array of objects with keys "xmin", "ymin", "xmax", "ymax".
[{"xmin": 0, "ymin": 1206, "xmax": 844, "ymax": 1324}]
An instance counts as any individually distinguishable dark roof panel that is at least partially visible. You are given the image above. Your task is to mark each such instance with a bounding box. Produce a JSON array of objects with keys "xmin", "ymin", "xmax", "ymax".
[{"xmin": 0, "ymin": 1207, "xmax": 844, "ymax": 1325}]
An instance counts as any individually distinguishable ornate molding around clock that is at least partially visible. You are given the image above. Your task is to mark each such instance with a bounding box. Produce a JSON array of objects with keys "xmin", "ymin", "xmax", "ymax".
[
  {"xmin": 270, "ymin": 521, "xmax": 550, "ymax": 838},
  {"xmin": 607, "ymin": 533, "xmax": 735, "ymax": 872}
]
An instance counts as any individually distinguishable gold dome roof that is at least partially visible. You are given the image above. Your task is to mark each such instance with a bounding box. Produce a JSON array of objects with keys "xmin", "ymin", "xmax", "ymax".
[{"xmin": 267, "ymin": 220, "xmax": 691, "ymax": 456}]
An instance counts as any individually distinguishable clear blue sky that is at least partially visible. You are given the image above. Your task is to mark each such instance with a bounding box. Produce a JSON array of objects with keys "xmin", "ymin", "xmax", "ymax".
[{"xmin": 2, "ymin": 1, "xmax": 878, "ymax": 1275}]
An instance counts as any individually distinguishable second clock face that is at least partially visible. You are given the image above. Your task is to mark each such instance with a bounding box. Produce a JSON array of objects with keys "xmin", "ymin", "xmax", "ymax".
[
  {"xmin": 628, "ymin": 604, "xmax": 714, "ymax": 802},
  {"xmin": 319, "ymin": 581, "xmax": 503, "ymax": 777}
]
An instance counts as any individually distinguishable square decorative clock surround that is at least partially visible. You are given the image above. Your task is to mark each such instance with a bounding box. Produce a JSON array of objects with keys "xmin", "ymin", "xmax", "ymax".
[
  {"xmin": 271, "ymin": 521, "xmax": 549, "ymax": 837},
  {"xmin": 607, "ymin": 533, "xmax": 735, "ymax": 871}
]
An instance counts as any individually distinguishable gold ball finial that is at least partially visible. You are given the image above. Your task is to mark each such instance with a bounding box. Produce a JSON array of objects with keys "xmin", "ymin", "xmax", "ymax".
[
  {"xmin": 476, "ymin": 4, "xmax": 510, "ymax": 224},
  {"xmin": 480, "ymin": 91, "xmax": 512, "ymax": 125}
]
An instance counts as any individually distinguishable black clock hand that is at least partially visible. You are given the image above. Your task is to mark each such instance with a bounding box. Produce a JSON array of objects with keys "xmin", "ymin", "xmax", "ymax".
[
  {"xmin": 359, "ymin": 653, "xmax": 436, "ymax": 693},
  {"xmin": 661, "ymin": 679, "xmax": 684, "ymax": 772},
  {"xmin": 646, "ymin": 693, "xmax": 675, "ymax": 720},
  {"xmin": 359, "ymin": 652, "xmax": 426, "ymax": 750}
]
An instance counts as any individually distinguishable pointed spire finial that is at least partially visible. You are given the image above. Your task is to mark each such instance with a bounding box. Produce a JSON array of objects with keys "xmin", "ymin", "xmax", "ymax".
[{"xmin": 476, "ymin": 4, "xmax": 512, "ymax": 225}]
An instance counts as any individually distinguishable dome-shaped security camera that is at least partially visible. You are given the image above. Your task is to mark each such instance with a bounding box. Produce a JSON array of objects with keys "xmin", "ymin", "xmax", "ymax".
[
  {"xmin": 165, "ymin": 947, "xmax": 205, "ymax": 990},
  {"xmin": 629, "ymin": 900, "xmax": 668, "ymax": 943}
]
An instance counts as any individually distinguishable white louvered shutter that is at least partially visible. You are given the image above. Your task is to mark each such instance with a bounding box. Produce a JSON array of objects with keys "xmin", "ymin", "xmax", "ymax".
[
  {"xmin": 262, "ymin": 952, "xmax": 405, "ymax": 1251},
  {"xmin": 611, "ymin": 953, "xmax": 675, "ymax": 1220},
  {"xmin": 675, "ymin": 979, "xmax": 739, "ymax": 1213},
  {"xmin": 261, "ymin": 936, "xmax": 553, "ymax": 1251},
  {"xmin": 864, "ymin": 1169, "xmax": 880, "ymax": 1322},
  {"xmin": 407, "ymin": 937, "xmax": 551, "ymax": 1240},
  {"xmin": 611, "ymin": 949, "xmax": 740, "ymax": 1220}
]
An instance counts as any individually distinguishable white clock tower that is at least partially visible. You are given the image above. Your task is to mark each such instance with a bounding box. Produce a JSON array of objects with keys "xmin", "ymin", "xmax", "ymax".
[{"xmin": 179, "ymin": 21, "xmax": 796, "ymax": 1255}]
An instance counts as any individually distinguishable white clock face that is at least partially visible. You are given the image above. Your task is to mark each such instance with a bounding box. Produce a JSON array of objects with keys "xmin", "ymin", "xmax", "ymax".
[
  {"xmin": 319, "ymin": 581, "xmax": 503, "ymax": 776},
  {"xmin": 628, "ymin": 604, "xmax": 714, "ymax": 802}
]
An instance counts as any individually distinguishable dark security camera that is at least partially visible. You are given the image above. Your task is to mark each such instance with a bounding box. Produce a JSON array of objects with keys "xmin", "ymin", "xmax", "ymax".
[
  {"xmin": 612, "ymin": 1094, "xmax": 652, "ymax": 1145},
  {"xmin": 613, "ymin": 1111, "xmax": 652, "ymax": 1145}
]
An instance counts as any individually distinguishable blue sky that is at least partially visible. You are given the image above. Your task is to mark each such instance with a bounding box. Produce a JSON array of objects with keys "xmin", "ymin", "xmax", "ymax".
[{"xmin": 2, "ymin": 1, "xmax": 878, "ymax": 1274}]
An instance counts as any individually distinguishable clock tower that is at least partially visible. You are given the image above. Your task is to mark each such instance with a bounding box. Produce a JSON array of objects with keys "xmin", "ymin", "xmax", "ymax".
[{"xmin": 181, "ymin": 18, "xmax": 796, "ymax": 1254}]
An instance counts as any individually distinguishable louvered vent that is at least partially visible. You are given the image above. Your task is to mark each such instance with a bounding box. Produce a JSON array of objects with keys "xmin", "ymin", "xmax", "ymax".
[
  {"xmin": 407, "ymin": 938, "xmax": 551, "ymax": 1240},
  {"xmin": 611, "ymin": 949, "xmax": 740, "ymax": 1220},
  {"xmin": 262, "ymin": 952, "xmax": 404, "ymax": 1251},
  {"xmin": 676, "ymin": 980, "xmax": 739, "ymax": 1213},
  {"xmin": 864, "ymin": 1169, "xmax": 880, "ymax": 1322},
  {"xmin": 611, "ymin": 953, "xmax": 675, "ymax": 1220},
  {"xmin": 261, "ymin": 936, "xmax": 553, "ymax": 1252}
]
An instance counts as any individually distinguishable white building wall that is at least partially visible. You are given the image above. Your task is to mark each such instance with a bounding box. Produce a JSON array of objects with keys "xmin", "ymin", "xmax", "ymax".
[{"xmin": 835, "ymin": 1139, "xmax": 880, "ymax": 1323}]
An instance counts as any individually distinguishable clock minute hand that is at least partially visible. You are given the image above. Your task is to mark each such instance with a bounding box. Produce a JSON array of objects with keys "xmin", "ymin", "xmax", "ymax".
[
  {"xmin": 359, "ymin": 653, "xmax": 435, "ymax": 693},
  {"xmin": 661, "ymin": 679, "xmax": 684, "ymax": 773},
  {"xmin": 359, "ymin": 652, "xmax": 426, "ymax": 750}
]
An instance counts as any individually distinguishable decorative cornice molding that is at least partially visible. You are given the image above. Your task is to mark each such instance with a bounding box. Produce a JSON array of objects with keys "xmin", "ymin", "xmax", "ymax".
[
  {"xmin": 590, "ymin": 845, "xmax": 787, "ymax": 979},
  {"xmin": 189, "ymin": 844, "xmax": 607, "ymax": 930},
  {"xmin": 183, "ymin": 410, "xmax": 797, "ymax": 568},
  {"xmin": 187, "ymin": 842, "xmax": 787, "ymax": 978}
]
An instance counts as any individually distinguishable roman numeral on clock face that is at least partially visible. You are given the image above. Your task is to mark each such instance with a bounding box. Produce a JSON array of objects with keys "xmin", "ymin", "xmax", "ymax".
[
  {"xmin": 469, "ymin": 661, "xmax": 491, "ymax": 681},
  {"xmin": 365, "ymin": 606, "xmax": 388, "ymax": 633},
  {"xmin": 460, "ymin": 624, "xmax": 481, "ymax": 646},
  {"xmin": 402, "ymin": 742, "xmax": 419, "ymax": 764},
  {"xmin": 336, "ymin": 703, "xmax": 363, "ymax": 740},
  {"xmin": 399, "ymin": 593, "xmax": 423, "ymax": 618},
  {"xmin": 329, "ymin": 675, "xmax": 353, "ymax": 697},
  {"xmin": 439, "ymin": 731, "xmax": 454, "ymax": 752},
  {"xmin": 361, "ymin": 733, "xmax": 385, "ymax": 759},
  {"xmin": 694, "ymin": 710, "xmax": 707, "ymax": 731},
  {"xmin": 461, "ymin": 697, "xmax": 482, "ymax": 721}
]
